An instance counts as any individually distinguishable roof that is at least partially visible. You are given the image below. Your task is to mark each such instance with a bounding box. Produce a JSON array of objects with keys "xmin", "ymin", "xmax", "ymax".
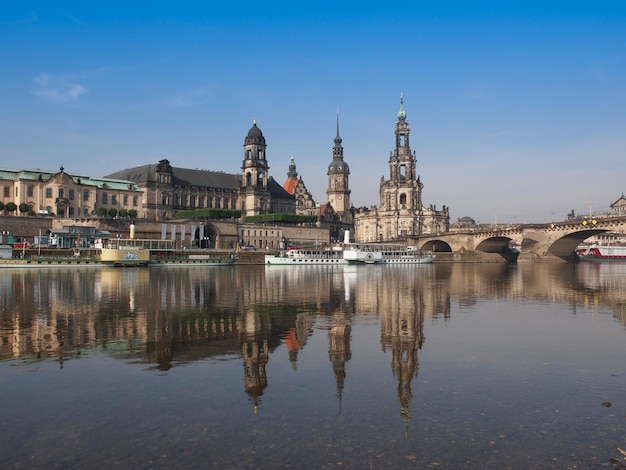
[
  {"xmin": 105, "ymin": 164, "xmax": 240, "ymax": 190},
  {"xmin": 268, "ymin": 177, "xmax": 293, "ymax": 199},
  {"xmin": 0, "ymin": 167, "xmax": 142, "ymax": 192},
  {"xmin": 282, "ymin": 177, "xmax": 299, "ymax": 195}
]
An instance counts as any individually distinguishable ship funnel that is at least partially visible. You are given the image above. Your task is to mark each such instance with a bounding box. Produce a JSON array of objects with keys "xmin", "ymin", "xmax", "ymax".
[{"xmin": 344, "ymin": 230, "xmax": 350, "ymax": 245}]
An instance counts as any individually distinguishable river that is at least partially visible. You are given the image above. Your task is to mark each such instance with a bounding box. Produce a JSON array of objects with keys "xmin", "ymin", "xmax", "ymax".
[{"xmin": 1, "ymin": 263, "xmax": 625, "ymax": 469}]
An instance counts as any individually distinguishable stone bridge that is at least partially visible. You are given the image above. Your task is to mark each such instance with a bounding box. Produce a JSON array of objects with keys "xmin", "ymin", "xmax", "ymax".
[{"xmin": 411, "ymin": 216, "xmax": 626, "ymax": 262}]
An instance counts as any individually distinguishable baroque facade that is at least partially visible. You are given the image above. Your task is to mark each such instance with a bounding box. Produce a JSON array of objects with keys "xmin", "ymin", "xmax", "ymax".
[
  {"xmin": 106, "ymin": 121, "xmax": 294, "ymax": 220},
  {"xmin": 354, "ymin": 96, "xmax": 449, "ymax": 242},
  {"xmin": 0, "ymin": 165, "xmax": 143, "ymax": 218}
]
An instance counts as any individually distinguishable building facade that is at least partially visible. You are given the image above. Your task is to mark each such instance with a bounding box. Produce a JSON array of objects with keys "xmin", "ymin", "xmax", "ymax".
[
  {"xmin": 353, "ymin": 96, "xmax": 449, "ymax": 242},
  {"xmin": 0, "ymin": 166, "xmax": 143, "ymax": 218},
  {"xmin": 282, "ymin": 157, "xmax": 319, "ymax": 217},
  {"xmin": 106, "ymin": 121, "xmax": 294, "ymax": 220}
]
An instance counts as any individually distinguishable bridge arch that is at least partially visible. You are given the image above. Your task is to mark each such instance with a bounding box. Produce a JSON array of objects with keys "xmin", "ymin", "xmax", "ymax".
[
  {"xmin": 538, "ymin": 228, "xmax": 610, "ymax": 259},
  {"xmin": 420, "ymin": 239, "xmax": 452, "ymax": 252}
]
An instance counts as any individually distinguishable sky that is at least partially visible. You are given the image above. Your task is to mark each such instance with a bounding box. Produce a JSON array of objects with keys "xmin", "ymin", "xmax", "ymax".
[{"xmin": 1, "ymin": 2, "xmax": 625, "ymax": 224}]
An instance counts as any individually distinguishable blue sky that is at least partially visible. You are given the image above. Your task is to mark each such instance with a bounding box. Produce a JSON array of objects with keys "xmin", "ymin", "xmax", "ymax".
[{"xmin": 2, "ymin": 2, "xmax": 625, "ymax": 224}]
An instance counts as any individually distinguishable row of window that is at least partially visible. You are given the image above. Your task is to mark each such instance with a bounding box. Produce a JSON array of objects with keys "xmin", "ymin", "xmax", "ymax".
[
  {"xmin": 3, "ymin": 186, "xmax": 139, "ymax": 207},
  {"xmin": 172, "ymin": 194, "xmax": 235, "ymax": 209}
]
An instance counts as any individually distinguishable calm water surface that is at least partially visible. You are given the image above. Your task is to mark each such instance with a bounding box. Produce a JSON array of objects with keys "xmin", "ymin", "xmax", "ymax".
[{"xmin": 1, "ymin": 263, "xmax": 625, "ymax": 469}]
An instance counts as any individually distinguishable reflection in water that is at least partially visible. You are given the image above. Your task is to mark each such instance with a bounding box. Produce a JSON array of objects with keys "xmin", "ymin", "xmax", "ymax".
[{"xmin": 1, "ymin": 263, "xmax": 625, "ymax": 468}]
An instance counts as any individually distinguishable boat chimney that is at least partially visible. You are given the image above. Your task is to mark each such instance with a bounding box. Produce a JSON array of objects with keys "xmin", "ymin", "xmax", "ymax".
[
  {"xmin": 344, "ymin": 230, "xmax": 350, "ymax": 245},
  {"xmin": 130, "ymin": 224, "xmax": 136, "ymax": 240}
]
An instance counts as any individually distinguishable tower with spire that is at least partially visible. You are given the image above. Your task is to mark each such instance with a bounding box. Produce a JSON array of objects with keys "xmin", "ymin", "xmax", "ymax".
[
  {"xmin": 326, "ymin": 108, "xmax": 351, "ymax": 221},
  {"xmin": 353, "ymin": 95, "xmax": 449, "ymax": 242}
]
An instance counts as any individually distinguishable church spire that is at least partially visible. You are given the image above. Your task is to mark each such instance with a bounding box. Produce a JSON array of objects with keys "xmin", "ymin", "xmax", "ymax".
[
  {"xmin": 397, "ymin": 93, "xmax": 407, "ymax": 122},
  {"xmin": 334, "ymin": 106, "xmax": 342, "ymax": 147},
  {"xmin": 333, "ymin": 106, "xmax": 343, "ymax": 159}
]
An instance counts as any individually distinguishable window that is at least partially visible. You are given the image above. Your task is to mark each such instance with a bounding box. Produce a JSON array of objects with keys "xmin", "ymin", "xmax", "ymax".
[
  {"xmin": 27, "ymin": 186, "xmax": 34, "ymax": 197},
  {"xmin": 69, "ymin": 189, "xmax": 75, "ymax": 201},
  {"xmin": 123, "ymin": 195, "xmax": 128, "ymax": 206},
  {"xmin": 58, "ymin": 188, "xmax": 64, "ymax": 198},
  {"xmin": 83, "ymin": 190, "xmax": 89, "ymax": 202},
  {"xmin": 102, "ymin": 193, "xmax": 108, "ymax": 204},
  {"xmin": 3, "ymin": 186, "xmax": 8, "ymax": 197},
  {"xmin": 133, "ymin": 196, "xmax": 138, "ymax": 207},
  {"xmin": 111, "ymin": 195, "xmax": 117, "ymax": 205},
  {"xmin": 45, "ymin": 188, "xmax": 52, "ymax": 198}
]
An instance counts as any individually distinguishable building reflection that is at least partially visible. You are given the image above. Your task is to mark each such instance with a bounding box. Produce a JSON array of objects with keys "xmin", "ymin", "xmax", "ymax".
[{"xmin": 1, "ymin": 262, "xmax": 625, "ymax": 425}]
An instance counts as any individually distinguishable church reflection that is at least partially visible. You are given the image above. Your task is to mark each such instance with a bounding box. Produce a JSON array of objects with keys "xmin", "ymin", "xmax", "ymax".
[{"xmin": 1, "ymin": 262, "xmax": 626, "ymax": 432}]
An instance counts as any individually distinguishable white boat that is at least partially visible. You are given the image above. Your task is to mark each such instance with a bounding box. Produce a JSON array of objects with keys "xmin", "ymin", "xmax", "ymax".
[
  {"xmin": 576, "ymin": 232, "xmax": 626, "ymax": 262},
  {"xmin": 576, "ymin": 244, "xmax": 626, "ymax": 261},
  {"xmin": 265, "ymin": 247, "xmax": 347, "ymax": 265},
  {"xmin": 343, "ymin": 244, "xmax": 435, "ymax": 265}
]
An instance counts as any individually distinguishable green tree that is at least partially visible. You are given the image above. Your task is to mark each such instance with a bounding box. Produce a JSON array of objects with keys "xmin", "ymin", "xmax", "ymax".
[
  {"xmin": 96, "ymin": 207, "xmax": 108, "ymax": 217},
  {"xmin": 5, "ymin": 202, "xmax": 17, "ymax": 214},
  {"xmin": 118, "ymin": 208, "xmax": 128, "ymax": 218},
  {"xmin": 108, "ymin": 208, "xmax": 118, "ymax": 218},
  {"xmin": 128, "ymin": 209, "xmax": 138, "ymax": 220},
  {"xmin": 18, "ymin": 203, "xmax": 29, "ymax": 216},
  {"xmin": 0, "ymin": 201, "xmax": 4, "ymax": 212}
]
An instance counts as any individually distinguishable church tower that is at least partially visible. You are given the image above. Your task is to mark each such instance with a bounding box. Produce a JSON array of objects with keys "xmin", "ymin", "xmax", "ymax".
[
  {"xmin": 380, "ymin": 94, "xmax": 423, "ymax": 213},
  {"xmin": 326, "ymin": 109, "xmax": 351, "ymax": 217},
  {"xmin": 241, "ymin": 120, "xmax": 271, "ymax": 217},
  {"xmin": 353, "ymin": 95, "xmax": 449, "ymax": 242}
]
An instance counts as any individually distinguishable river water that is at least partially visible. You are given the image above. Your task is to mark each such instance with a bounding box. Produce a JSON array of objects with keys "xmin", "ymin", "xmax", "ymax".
[{"xmin": 0, "ymin": 263, "xmax": 625, "ymax": 469}]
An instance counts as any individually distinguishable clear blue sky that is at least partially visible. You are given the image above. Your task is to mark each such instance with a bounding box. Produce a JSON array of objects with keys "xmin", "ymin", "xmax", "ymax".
[{"xmin": 2, "ymin": 2, "xmax": 625, "ymax": 224}]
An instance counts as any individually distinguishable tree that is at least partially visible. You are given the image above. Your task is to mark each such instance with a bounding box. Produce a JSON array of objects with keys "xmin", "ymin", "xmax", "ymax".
[
  {"xmin": 108, "ymin": 208, "xmax": 118, "ymax": 218},
  {"xmin": 96, "ymin": 207, "xmax": 107, "ymax": 217},
  {"xmin": 128, "ymin": 209, "xmax": 138, "ymax": 220},
  {"xmin": 118, "ymin": 208, "xmax": 128, "ymax": 218},
  {"xmin": 5, "ymin": 202, "xmax": 17, "ymax": 214},
  {"xmin": 19, "ymin": 203, "xmax": 29, "ymax": 216},
  {"xmin": 0, "ymin": 201, "xmax": 4, "ymax": 212}
]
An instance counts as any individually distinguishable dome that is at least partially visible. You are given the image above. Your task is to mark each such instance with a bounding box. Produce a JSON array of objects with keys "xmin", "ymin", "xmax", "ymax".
[
  {"xmin": 244, "ymin": 120, "xmax": 266, "ymax": 145},
  {"xmin": 328, "ymin": 160, "xmax": 349, "ymax": 174}
]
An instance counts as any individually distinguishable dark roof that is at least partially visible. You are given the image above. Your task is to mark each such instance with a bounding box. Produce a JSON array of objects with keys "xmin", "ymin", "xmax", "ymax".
[
  {"xmin": 105, "ymin": 164, "xmax": 239, "ymax": 190},
  {"xmin": 268, "ymin": 177, "xmax": 293, "ymax": 199}
]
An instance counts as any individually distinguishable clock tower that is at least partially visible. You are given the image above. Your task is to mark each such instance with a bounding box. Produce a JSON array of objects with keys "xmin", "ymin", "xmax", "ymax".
[{"xmin": 326, "ymin": 110, "xmax": 351, "ymax": 218}]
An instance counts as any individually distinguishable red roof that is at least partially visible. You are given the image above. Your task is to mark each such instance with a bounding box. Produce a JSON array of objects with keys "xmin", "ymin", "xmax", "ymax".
[{"xmin": 282, "ymin": 177, "xmax": 298, "ymax": 195}]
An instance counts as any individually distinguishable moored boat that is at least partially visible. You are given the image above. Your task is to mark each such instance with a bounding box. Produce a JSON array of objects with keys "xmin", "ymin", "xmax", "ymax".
[
  {"xmin": 100, "ymin": 246, "xmax": 151, "ymax": 267},
  {"xmin": 576, "ymin": 244, "xmax": 626, "ymax": 261},
  {"xmin": 576, "ymin": 231, "xmax": 626, "ymax": 262},
  {"xmin": 343, "ymin": 244, "xmax": 435, "ymax": 265},
  {"xmin": 265, "ymin": 247, "xmax": 347, "ymax": 265}
]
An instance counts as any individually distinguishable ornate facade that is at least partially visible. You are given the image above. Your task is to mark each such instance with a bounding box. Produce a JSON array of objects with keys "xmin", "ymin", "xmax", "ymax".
[
  {"xmin": 354, "ymin": 96, "xmax": 449, "ymax": 242},
  {"xmin": 106, "ymin": 121, "xmax": 294, "ymax": 220},
  {"xmin": 326, "ymin": 111, "xmax": 352, "ymax": 223},
  {"xmin": 0, "ymin": 166, "xmax": 143, "ymax": 218},
  {"xmin": 282, "ymin": 157, "xmax": 319, "ymax": 217}
]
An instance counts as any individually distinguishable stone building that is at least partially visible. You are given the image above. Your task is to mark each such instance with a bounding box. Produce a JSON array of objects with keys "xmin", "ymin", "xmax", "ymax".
[
  {"xmin": 611, "ymin": 194, "xmax": 626, "ymax": 216},
  {"xmin": 106, "ymin": 120, "xmax": 294, "ymax": 220},
  {"xmin": 282, "ymin": 156, "xmax": 318, "ymax": 217},
  {"xmin": 0, "ymin": 165, "xmax": 143, "ymax": 218},
  {"xmin": 353, "ymin": 96, "xmax": 449, "ymax": 242},
  {"xmin": 326, "ymin": 111, "xmax": 352, "ymax": 224}
]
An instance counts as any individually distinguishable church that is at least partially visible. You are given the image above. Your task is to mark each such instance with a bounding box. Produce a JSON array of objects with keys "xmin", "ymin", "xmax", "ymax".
[{"xmin": 353, "ymin": 96, "xmax": 449, "ymax": 242}]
